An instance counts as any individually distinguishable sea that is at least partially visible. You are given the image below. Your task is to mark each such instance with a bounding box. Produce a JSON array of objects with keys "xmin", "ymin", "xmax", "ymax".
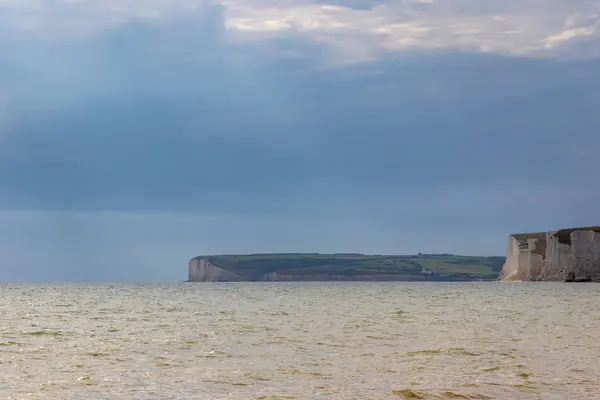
[{"xmin": 1, "ymin": 282, "xmax": 599, "ymax": 400}]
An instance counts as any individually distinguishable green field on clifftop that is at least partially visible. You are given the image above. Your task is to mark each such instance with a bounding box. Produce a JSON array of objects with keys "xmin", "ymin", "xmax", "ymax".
[{"xmin": 196, "ymin": 253, "xmax": 505, "ymax": 281}]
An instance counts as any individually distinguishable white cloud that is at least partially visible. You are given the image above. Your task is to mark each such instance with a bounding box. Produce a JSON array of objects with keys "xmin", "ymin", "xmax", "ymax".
[
  {"xmin": 0, "ymin": 0, "xmax": 599, "ymax": 62},
  {"xmin": 222, "ymin": 0, "xmax": 600, "ymax": 61},
  {"xmin": 544, "ymin": 26, "xmax": 596, "ymax": 48}
]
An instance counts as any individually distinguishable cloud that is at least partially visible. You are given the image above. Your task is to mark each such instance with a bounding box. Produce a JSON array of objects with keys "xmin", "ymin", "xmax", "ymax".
[
  {"xmin": 216, "ymin": 0, "xmax": 600, "ymax": 62},
  {"xmin": 0, "ymin": 0, "xmax": 599, "ymax": 63},
  {"xmin": 1, "ymin": 39, "xmax": 599, "ymax": 220}
]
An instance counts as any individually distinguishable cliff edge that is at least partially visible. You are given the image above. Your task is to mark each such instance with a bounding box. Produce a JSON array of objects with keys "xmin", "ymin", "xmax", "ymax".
[{"xmin": 499, "ymin": 227, "xmax": 600, "ymax": 282}]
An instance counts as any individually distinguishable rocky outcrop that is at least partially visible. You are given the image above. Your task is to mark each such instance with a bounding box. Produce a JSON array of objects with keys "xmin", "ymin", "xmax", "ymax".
[
  {"xmin": 188, "ymin": 258, "xmax": 246, "ymax": 282},
  {"xmin": 499, "ymin": 227, "xmax": 600, "ymax": 282}
]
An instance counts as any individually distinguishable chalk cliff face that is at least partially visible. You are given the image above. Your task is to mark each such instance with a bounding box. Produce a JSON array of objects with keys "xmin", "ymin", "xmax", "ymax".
[
  {"xmin": 499, "ymin": 227, "xmax": 600, "ymax": 282},
  {"xmin": 568, "ymin": 231, "xmax": 600, "ymax": 282},
  {"xmin": 537, "ymin": 232, "xmax": 572, "ymax": 281},
  {"xmin": 498, "ymin": 234, "xmax": 544, "ymax": 281},
  {"xmin": 188, "ymin": 258, "xmax": 246, "ymax": 282}
]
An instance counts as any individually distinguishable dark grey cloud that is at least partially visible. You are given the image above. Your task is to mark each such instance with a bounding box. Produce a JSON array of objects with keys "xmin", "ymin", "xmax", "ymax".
[{"xmin": 1, "ymin": 13, "xmax": 599, "ymax": 224}]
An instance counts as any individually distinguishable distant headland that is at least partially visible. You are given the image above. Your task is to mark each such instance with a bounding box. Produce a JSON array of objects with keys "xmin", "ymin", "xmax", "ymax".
[
  {"xmin": 187, "ymin": 253, "xmax": 505, "ymax": 282},
  {"xmin": 499, "ymin": 226, "xmax": 600, "ymax": 282}
]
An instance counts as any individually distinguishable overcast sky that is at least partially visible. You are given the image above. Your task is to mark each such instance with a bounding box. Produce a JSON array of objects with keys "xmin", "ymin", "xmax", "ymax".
[{"xmin": 1, "ymin": 0, "xmax": 599, "ymax": 282}]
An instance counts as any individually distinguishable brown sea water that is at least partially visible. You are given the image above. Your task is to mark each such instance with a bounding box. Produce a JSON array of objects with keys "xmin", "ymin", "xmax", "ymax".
[{"xmin": 1, "ymin": 282, "xmax": 599, "ymax": 399}]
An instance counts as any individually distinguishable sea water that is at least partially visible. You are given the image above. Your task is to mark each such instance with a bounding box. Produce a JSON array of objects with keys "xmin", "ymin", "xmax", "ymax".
[{"xmin": 1, "ymin": 282, "xmax": 599, "ymax": 399}]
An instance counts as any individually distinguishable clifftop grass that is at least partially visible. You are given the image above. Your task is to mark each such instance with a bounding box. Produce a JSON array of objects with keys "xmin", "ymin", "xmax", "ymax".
[{"xmin": 193, "ymin": 253, "xmax": 505, "ymax": 281}]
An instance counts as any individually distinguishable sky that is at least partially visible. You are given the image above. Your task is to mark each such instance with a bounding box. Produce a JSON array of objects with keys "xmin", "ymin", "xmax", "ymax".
[{"xmin": 1, "ymin": 0, "xmax": 599, "ymax": 282}]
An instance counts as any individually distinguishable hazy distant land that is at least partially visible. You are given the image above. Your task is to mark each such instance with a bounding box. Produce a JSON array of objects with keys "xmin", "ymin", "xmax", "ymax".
[{"xmin": 188, "ymin": 253, "xmax": 505, "ymax": 282}]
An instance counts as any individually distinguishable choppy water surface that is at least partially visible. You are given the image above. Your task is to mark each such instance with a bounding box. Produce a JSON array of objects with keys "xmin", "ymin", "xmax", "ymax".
[{"xmin": 1, "ymin": 283, "xmax": 600, "ymax": 399}]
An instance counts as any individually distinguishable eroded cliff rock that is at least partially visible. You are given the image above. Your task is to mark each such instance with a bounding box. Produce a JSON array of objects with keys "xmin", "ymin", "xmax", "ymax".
[
  {"xmin": 537, "ymin": 231, "xmax": 572, "ymax": 281},
  {"xmin": 567, "ymin": 230, "xmax": 600, "ymax": 282},
  {"xmin": 499, "ymin": 227, "xmax": 600, "ymax": 282}
]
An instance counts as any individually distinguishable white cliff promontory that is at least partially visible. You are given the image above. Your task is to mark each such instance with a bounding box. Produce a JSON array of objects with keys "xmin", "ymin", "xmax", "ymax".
[
  {"xmin": 188, "ymin": 258, "xmax": 246, "ymax": 282},
  {"xmin": 187, "ymin": 253, "xmax": 505, "ymax": 282},
  {"xmin": 499, "ymin": 227, "xmax": 600, "ymax": 282},
  {"xmin": 498, "ymin": 233, "xmax": 545, "ymax": 281}
]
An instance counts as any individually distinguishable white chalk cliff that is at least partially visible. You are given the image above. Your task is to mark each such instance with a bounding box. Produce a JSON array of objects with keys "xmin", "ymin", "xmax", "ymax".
[
  {"xmin": 499, "ymin": 227, "xmax": 600, "ymax": 282},
  {"xmin": 188, "ymin": 258, "xmax": 246, "ymax": 282}
]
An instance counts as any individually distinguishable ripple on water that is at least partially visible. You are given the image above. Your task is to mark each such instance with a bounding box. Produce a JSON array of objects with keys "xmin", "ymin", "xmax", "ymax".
[
  {"xmin": 405, "ymin": 348, "xmax": 480, "ymax": 357},
  {"xmin": 392, "ymin": 389, "xmax": 425, "ymax": 398},
  {"xmin": 22, "ymin": 331, "xmax": 64, "ymax": 337}
]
